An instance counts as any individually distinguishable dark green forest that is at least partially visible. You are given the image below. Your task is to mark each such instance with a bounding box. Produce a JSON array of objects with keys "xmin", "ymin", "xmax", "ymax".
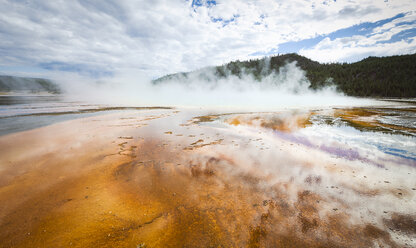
[
  {"xmin": 0, "ymin": 75, "xmax": 60, "ymax": 93},
  {"xmin": 154, "ymin": 53, "xmax": 416, "ymax": 97}
]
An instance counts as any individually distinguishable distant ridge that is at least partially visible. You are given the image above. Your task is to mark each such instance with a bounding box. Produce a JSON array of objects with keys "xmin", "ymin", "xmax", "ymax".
[
  {"xmin": 0, "ymin": 75, "xmax": 60, "ymax": 94},
  {"xmin": 154, "ymin": 53, "xmax": 416, "ymax": 97}
]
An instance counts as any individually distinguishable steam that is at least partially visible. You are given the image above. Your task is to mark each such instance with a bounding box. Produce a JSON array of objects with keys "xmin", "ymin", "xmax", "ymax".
[
  {"xmin": 189, "ymin": 114, "xmax": 416, "ymax": 232},
  {"xmin": 57, "ymin": 62, "xmax": 379, "ymax": 110}
]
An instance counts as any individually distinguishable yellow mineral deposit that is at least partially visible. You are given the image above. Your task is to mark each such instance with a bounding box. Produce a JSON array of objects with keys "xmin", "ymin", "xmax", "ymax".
[{"xmin": 0, "ymin": 108, "xmax": 415, "ymax": 247}]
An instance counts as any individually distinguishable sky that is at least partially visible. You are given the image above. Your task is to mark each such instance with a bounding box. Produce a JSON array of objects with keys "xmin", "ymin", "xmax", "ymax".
[{"xmin": 0, "ymin": 0, "xmax": 415, "ymax": 79}]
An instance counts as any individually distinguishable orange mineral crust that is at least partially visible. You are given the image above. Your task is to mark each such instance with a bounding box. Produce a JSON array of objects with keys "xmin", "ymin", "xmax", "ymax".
[{"xmin": 0, "ymin": 109, "xmax": 415, "ymax": 248}]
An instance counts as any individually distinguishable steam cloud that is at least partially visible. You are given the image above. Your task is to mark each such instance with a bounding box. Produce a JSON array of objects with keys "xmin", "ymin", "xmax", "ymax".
[{"xmin": 58, "ymin": 62, "xmax": 378, "ymax": 110}]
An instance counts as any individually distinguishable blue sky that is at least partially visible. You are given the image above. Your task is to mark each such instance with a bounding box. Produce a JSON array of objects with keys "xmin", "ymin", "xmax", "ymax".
[
  {"xmin": 253, "ymin": 13, "xmax": 409, "ymax": 55},
  {"xmin": 0, "ymin": 0, "xmax": 415, "ymax": 79},
  {"xmin": 275, "ymin": 12, "xmax": 416, "ymax": 62}
]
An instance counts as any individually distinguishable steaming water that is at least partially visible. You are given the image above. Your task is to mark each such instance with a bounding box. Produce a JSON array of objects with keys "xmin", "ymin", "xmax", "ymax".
[
  {"xmin": 0, "ymin": 95, "xmax": 168, "ymax": 135},
  {"xmin": 184, "ymin": 103, "xmax": 416, "ymax": 246},
  {"xmin": 1, "ymin": 93, "xmax": 414, "ymax": 167},
  {"xmin": 58, "ymin": 62, "xmax": 383, "ymax": 110},
  {"xmin": 1, "ymin": 63, "xmax": 415, "ymax": 246},
  {"xmin": 0, "ymin": 95, "xmax": 108, "ymax": 135},
  {"xmin": 0, "ymin": 94, "xmax": 415, "ymax": 246}
]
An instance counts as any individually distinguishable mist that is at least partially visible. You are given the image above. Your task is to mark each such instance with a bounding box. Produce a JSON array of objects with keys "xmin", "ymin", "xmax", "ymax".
[{"xmin": 57, "ymin": 62, "xmax": 379, "ymax": 110}]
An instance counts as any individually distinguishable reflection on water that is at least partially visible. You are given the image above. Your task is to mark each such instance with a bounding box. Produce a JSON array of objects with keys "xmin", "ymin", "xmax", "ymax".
[
  {"xmin": 215, "ymin": 105, "xmax": 416, "ymax": 166},
  {"xmin": 0, "ymin": 95, "xmax": 62, "ymax": 105},
  {"xmin": 0, "ymin": 95, "xmax": 170, "ymax": 136},
  {"xmin": 0, "ymin": 96, "xmax": 415, "ymax": 247},
  {"xmin": 0, "ymin": 95, "xmax": 107, "ymax": 118},
  {"xmin": 0, "ymin": 95, "xmax": 103, "ymax": 136},
  {"xmin": 0, "ymin": 111, "xmax": 123, "ymax": 136}
]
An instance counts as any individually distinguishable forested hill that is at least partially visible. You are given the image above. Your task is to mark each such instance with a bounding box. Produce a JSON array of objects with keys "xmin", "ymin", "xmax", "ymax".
[
  {"xmin": 154, "ymin": 53, "xmax": 416, "ymax": 97},
  {"xmin": 0, "ymin": 75, "xmax": 60, "ymax": 93}
]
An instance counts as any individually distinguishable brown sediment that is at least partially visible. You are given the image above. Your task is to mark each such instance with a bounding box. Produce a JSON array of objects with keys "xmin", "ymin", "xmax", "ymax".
[
  {"xmin": 0, "ymin": 111, "xmax": 407, "ymax": 247},
  {"xmin": 225, "ymin": 112, "xmax": 313, "ymax": 132},
  {"xmin": 183, "ymin": 139, "xmax": 223, "ymax": 150},
  {"xmin": 334, "ymin": 107, "xmax": 416, "ymax": 135},
  {"xmin": 334, "ymin": 108, "xmax": 389, "ymax": 132},
  {"xmin": 192, "ymin": 115, "xmax": 219, "ymax": 123},
  {"xmin": 0, "ymin": 106, "xmax": 173, "ymax": 118},
  {"xmin": 382, "ymin": 107, "xmax": 416, "ymax": 113},
  {"xmin": 118, "ymin": 136, "xmax": 133, "ymax": 139},
  {"xmin": 384, "ymin": 213, "xmax": 416, "ymax": 235},
  {"xmin": 188, "ymin": 112, "xmax": 252, "ymax": 125},
  {"xmin": 190, "ymin": 139, "xmax": 204, "ymax": 146}
]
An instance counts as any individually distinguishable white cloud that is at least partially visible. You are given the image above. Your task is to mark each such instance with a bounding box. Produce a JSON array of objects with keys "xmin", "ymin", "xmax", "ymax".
[
  {"xmin": 0, "ymin": 0, "xmax": 415, "ymax": 78},
  {"xmin": 299, "ymin": 11, "xmax": 416, "ymax": 63},
  {"xmin": 300, "ymin": 36, "xmax": 416, "ymax": 63}
]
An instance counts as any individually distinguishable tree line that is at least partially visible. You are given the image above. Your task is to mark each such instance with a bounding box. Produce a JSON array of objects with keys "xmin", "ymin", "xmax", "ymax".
[{"xmin": 155, "ymin": 53, "xmax": 416, "ymax": 97}]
